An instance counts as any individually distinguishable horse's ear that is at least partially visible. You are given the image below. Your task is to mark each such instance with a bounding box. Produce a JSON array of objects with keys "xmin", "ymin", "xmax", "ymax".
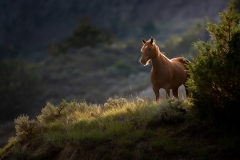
[
  {"xmin": 150, "ymin": 37, "xmax": 154, "ymax": 44},
  {"xmin": 141, "ymin": 38, "xmax": 146, "ymax": 44}
]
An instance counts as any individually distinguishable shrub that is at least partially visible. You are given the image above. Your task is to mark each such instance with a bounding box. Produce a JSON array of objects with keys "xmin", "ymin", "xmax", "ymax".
[
  {"xmin": 66, "ymin": 101, "xmax": 89, "ymax": 113},
  {"xmin": 12, "ymin": 144, "xmax": 31, "ymax": 160},
  {"xmin": 187, "ymin": 2, "xmax": 240, "ymax": 126},
  {"xmin": 148, "ymin": 100, "xmax": 186, "ymax": 126},
  {"xmin": 14, "ymin": 115, "xmax": 39, "ymax": 140},
  {"xmin": 103, "ymin": 97, "xmax": 128, "ymax": 110},
  {"xmin": 37, "ymin": 102, "xmax": 59, "ymax": 124},
  {"xmin": 37, "ymin": 100, "xmax": 95, "ymax": 124}
]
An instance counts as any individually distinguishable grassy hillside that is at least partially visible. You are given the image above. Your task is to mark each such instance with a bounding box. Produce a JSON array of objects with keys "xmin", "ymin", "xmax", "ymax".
[
  {"xmin": 2, "ymin": 2, "xmax": 240, "ymax": 159},
  {"xmin": 1, "ymin": 98, "xmax": 240, "ymax": 160}
]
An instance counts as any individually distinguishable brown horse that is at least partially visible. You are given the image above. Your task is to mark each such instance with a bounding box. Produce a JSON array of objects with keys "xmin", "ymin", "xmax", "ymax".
[{"xmin": 139, "ymin": 37, "xmax": 189, "ymax": 100}]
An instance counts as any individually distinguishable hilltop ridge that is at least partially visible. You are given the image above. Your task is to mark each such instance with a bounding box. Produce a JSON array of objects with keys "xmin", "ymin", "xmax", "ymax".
[{"xmin": 1, "ymin": 98, "xmax": 240, "ymax": 160}]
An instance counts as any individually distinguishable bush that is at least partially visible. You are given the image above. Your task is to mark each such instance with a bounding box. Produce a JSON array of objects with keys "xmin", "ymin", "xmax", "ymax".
[
  {"xmin": 37, "ymin": 102, "xmax": 59, "ymax": 124},
  {"xmin": 148, "ymin": 100, "xmax": 186, "ymax": 126},
  {"xmin": 187, "ymin": 2, "xmax": 240, "ymax": 126},
  {"xmin": 103, "ymin": 97, "xmax": 128, "ymax": 111},
  {"xmin": 14, "ymin": 115, "xmax": 39, "ymax": 140},
  {"xmin": 37, "ymin": 100, "xmax": 95, "ymax": 124}
]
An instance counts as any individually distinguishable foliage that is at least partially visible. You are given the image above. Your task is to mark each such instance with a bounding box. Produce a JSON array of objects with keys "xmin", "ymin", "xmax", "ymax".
[
  {"xmin": 12, "ymin": 144, "xmax": 31, "ymax": 160},
  {"xmin": 37, "ymin": 100, "xmax": 91, "ymax": 124},
  {"xmin": 103, "ymin": 97, "xmax": 128, "ymax": 110},
  {"xmin": 150, "ymin": 100, "xmax": 187, "ymax": 125},
  {"xmin": 187, "ymin": 2, "xmax": 240, "ymax": 125},
  {"xmin": 1, "ymin": 98, "xmax": 240, "ymax": 159},
  {"xmin": 14, "ymin": 115, "xmax": 39, "ymax": 140},
  {"xmin": 37, "ymin": 98, "xmax": 187, "ymax": 145},
  {"xmin": 48, "ymin": 17, "xmax": 115, "ymax": 55},
  {"xmin": 0, "ymin": 60, "xmax": 44, "ymax": 122}
]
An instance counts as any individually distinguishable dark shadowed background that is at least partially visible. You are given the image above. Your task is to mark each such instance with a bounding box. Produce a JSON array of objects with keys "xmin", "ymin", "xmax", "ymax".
[{"xmin": 0, "ymin": 0, "xmax": 228, "ymax": 147}]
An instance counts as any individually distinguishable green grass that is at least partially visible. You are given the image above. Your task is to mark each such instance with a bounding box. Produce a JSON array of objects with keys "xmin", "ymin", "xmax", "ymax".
[
  {"xmin": 1, "ymin": 97, "xmax": 240, "ymax": 159},
  {"xmin": 39, "ymin": 97, "xmax": 165, "ymax": 145}
]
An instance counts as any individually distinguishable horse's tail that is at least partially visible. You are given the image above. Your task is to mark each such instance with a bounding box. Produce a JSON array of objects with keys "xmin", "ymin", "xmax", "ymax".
[
  {"xmin": 178, "ymin": 57, "xmax": 190, "ymax": 69},
  {"xmin": 182, "ymin": 58, "xmax": 190, "ymax": 65}
]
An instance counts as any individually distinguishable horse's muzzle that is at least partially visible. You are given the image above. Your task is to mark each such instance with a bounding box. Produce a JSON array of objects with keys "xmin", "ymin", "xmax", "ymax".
[{"xmin": 139, "ymin": 58, "xmax": 146, "ymax": 65}]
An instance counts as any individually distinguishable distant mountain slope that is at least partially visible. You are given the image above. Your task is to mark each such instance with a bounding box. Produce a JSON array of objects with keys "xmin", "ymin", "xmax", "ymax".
[{"xmin": 0, "ymin": 0, "xmax": 227, "ymax": 52}]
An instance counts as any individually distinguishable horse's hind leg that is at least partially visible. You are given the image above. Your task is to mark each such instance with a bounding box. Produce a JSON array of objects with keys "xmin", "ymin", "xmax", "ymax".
[{"xmin": 172, "ymin": 88, "xmax": 179, "ymax": 99}]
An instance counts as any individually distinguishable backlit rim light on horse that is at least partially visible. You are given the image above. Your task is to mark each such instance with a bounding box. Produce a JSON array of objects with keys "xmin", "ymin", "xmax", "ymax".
[{"xmin": 139, "ymin": 37, "xmax": 190, "ymax": 100}]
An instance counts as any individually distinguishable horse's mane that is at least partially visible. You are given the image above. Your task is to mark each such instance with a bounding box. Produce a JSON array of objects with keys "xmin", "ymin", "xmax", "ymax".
[{"xmin": 153, "ymin": 43, "xmax": 171, "ymax": 62}]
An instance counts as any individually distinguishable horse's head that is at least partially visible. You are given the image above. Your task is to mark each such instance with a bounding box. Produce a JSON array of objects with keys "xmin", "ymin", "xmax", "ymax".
[{"xmin": 139, "ymin": 37, "xmax": 156, "ymax": 66}]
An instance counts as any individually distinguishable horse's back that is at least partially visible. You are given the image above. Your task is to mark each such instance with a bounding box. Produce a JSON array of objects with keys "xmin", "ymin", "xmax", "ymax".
[{"xmin": 171, "ymin": 57, "xmax": 189, "ymax": 67}]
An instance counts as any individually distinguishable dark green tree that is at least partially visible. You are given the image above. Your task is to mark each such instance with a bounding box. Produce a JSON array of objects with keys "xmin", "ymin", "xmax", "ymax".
[
  {"xmin": 187, "ymin": 1, "xmax": 240, "ymax": 126},
  {"xmin": 48, "ymin": 17, "xmax": 115, "ymax": 55}
]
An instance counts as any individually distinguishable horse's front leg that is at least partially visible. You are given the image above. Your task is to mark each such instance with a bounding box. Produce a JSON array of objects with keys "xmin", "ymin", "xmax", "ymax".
[
  {"xmin": 152, "ymin": 85, "xmax": 160, "ymax": 101},
  {"xmin": 164, "ymin": 85, "xmax": 171, "ymax": 99}
]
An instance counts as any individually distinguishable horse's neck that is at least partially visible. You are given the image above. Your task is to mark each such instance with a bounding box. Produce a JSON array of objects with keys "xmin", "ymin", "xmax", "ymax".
[{"xmin": 151, "ymin": 46, "xmax": 171, "ymax": 70}]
